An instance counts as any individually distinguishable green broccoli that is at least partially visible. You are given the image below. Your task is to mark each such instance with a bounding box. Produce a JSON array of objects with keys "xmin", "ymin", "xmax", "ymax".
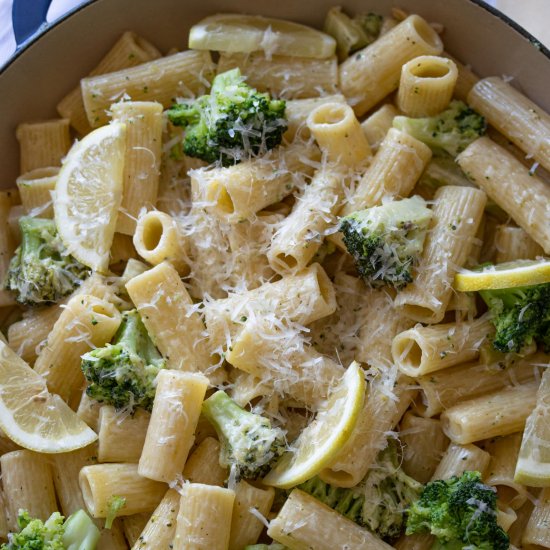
[
  {"xmin": 81, "ymin": 310, "xmax": 165, "ymax": 412},
  {"xmin": 393, "ymin": 100, "xmax": 486, "ymax": 157},
  {"xmin": 1, "ymin": 509, "xmax": 99, "ymax": 550},
  {"xmin": 323, "ymin": 7, "xmax": 382, "ymax": 60},
  {"xmin": 167, "ymin": 68, "xmax": 287, "ymax": 167},
  {"xmin": 406, "ymin": 471, "xmax": 509, "ymax": 550},
  {"xmin": 355, "ymin": 12, "xmax": 383, "ymax": 42},
  {"xmin": 201, "ymin": 390, "xmax": 286, "ymax": 480},
  {"xmin": 298, "ymin": 440, "xmax": 422, "ymax": 540},
  {"xmin": 105, "ymin": 496, "xmax": 126, "ymax": 530},
  {"xmin": 479, "ymin": 282, "xmax": 550, "ymax": 353},
  {"xmin": 4, "ymin": 217, "xmax": 90, "ymax": 306},
  {"xmin": 244, "ymin": 545, "xmax": 288, "ymax": 550},
  {"xmin": 339, "ymin": 196, "xmax": 432, "ymax": 289}
]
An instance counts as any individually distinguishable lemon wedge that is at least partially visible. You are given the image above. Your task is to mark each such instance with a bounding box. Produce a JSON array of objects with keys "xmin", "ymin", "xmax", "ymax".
[
  {"xmin": 514, "ymin": 370, "xmax": 550, "ymax": 487},
  {"xmin": 189, "ymin": 14, "xmax": 336, "ymax": 59},
  {"xmin": 263, "ymin": 361, "xmax": 365, "ymax": 489},
  {"xmin": 0, "ymin": 340, "xmax": 98, "ymax": 453},
  {"xmin": 54, "ymin": 123, "xmax": 126, "ymax": 273},
  {"xmin": 454, "ymin": 259, "xmax": 550, "ymax": 292}
]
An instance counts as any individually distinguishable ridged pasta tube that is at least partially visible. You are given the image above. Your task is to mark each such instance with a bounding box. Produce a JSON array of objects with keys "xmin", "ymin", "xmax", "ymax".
[
  {"xmin": 397, "ymin": 55, "xmax": 457, "ymax": 117},
  {"xmin": 339, "ymin": 15, "xmax": 443, "ymax": 116}
]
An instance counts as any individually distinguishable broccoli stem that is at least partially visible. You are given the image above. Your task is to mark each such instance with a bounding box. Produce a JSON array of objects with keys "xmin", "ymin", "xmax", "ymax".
[
  {"xmin": 202, "ymin": 389, "xmax": 247, "ymax": 434},
  {"xmin": 113, "ymin": 310, "xmax": 162, "ymax": 365},
  {"xmin": 18, "ymin": 217, "xmax": 56, "ymax": 261},
  {"xmin": 62, "ymin": 510, "xmax": 100, "ymax": 550},
  {"xmin": 202, "ymin": 390, "xmax": 286, "ymax": 480}
]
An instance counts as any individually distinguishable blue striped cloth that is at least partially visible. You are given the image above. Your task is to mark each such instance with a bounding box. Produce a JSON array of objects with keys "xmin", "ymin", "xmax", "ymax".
[{"xmin": 0, "ymin": 0, "xmax": 87, "ymax": 69}]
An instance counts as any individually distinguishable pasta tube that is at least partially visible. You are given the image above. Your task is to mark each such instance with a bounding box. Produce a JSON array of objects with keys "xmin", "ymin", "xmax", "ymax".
[
  {"xmin": 268, "ymin": 489, "xmax": 393, "ymax": 550},
  {"xmin": 267, "ymin": 167, "xmax": 344, "ymax": 274},
  {"xmin": 341, "ymin": 128, "xmax": 432, "ymax": 216},
  {"xmin": 397, "ymin": 55, "xmax": 457, "ymax": 117},
  {"xmin": 111, "ymin": 101, "xmax": 163, "ymax": 235},
  {"xmin": 217, "ymin": 52, "xmax": 338, "ymax": 99},
  {"xmin": 392, "ymin": 316, "xmax": 494, "ymax": 377},
  {"xmin": 306, "ymin": 102, "xmax": 371, "ymax": 167},
  {"xmin": 138, "ymin": 370, "xmax": 209, "ymax": 483},
  {"xmin": 130, "ymin": 488, "xmax": 179, "ymax": 550},
  {"xmin": 440, "ymin": 381, "xmax": 539, "ymax": 444},
  {"xmin": 82, "ymin": 51, "xmax": 215, "ymax": 127},
  {"xmin": 16, "ymin": 119, "xmax": 71, "ymax": 173},
  {"xmin": 125, "ymin": 262, "xmax": 212, "ymax": 374},
  {"xmin": 34, "ymin": 294, "xmax": 122, "ymax": 401},
  {"xmin": 133, "ymin": 211, "xmax": 189, "ymax": 275},
  {"xmin": 1, "ymin": 450, "xmax": 57, "ymax": 530},
  {"xmin": 457, "ymin": 136, "xmax": 550, "ymax": 253},
  {"xmin": 173, "ymin": 484, "xmax": 235, "ymax": 550},
  {"xmin": 339, "ymin": 15, "xmax": 443, "ymax": 116},
  {"xmin": 79, "ymin": 463, "xmax": 166, "ymax": 518},
  {"xmin": 468, "ymin": 76, "xmax": 550, "ymax": 173},
  {"xmin": 395, "ymin": 186, "xmax": 487, "ymax": 323}
]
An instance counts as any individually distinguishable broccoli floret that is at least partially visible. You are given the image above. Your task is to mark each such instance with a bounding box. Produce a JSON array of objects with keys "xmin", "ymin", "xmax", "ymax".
[
  {"xmin": 354, "ymin": 12, "xmax": 383, "ymax": 43},
  {"xmin": 323, "ymin": 7, "xmax": 382, "ymax": 60},
  {"xmin": 339, "ymin": 196, "xmax": 432, "ymax": 289},
  {"xmin": 298, "ymin": 440, "xmax": 422, "ymax": 540},
  {"xmin": 479, "ymin": 282, "xmax": 550, "ymax": 353},
  {"xmin": 2, "ymin": 509, "xmax": 99, "ymax": 550},
  {"xmin": 201, "ymin": 390, "xmax": 286, "ymax": 480},
  {"xmin": 81, "ymin": 310, "xmax": 165, "ymax": 412},
  {"xmin": 167, "ymin": 68, "xmax": 287, "ymax": 167},
  {"xmin": 393, "ymin": 100, "xmax": 486, "ymax": 158},
  {"xmin": 104, "ymin": 496, "xmax": 126, "ymax": 530},
  {"xmin": 406, "ymin": 471, "xmax": 509, "ymax": 550},
  {"xmin": 4, "ymin": 217, "xmax": 90, "ymax": 306}
]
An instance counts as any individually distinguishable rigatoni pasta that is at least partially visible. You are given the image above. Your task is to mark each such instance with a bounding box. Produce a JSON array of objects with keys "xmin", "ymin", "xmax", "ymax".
[
  {"xmin": 268, "ymin": 489, "xmax": 393, "ymax": 550},
  {"xmin": 82, "ymin": 51, "xmax": 215, "ymax": 127},
  {"xmin": 340, "ymin": 128, "xmax": 432, "ymax": 216},
  {"xmin": 79, "ymin": 463, "xmax": 166, "ymax": 518},
  {"xmin": 98, "ymin": 406, "xmax": 150, "ymax": 463},
  {"xmin": 138, "ymin": 370, "xmax": 208, "ymax": 483},
  {"xmin": 1, "ymin": 450, "xmax": 58, "ymax": 530},
  {"xmin": 440, "ymin": 381, "xmax": 539, "ymax": 444},
  {"xmin": 3, "ymin": 6, "xmax": 550, "ymax": 549},
  {"xmin": 57, "ymin": 31, "xmax": 162, "ymax": 135},
  {"xmin": 468, "ymin": 76, "xmax": 550, "ymax": 173},
  {"xmin": 392, "ymin": 315, "xmax": 493, "ymax": 377},
  {"xmin": 217, "ymin": 52, "xmax": 338, "ymax": 99},
  {"xmin": 173, "ymin": 484, "xmax": 235, "ymax": 550},
  {"xmin": 111, "ymin": 101, "xmax": 163, "ymax": 235},
  {"xmin": 457, "ymin": 136, "xmax": 550, "ymax": 253},
  {"xmin": 397, "ymin": 55, "xmax": 457, "ymax": 117},
  {"xmin": 33, "ymin": 294, "xmax": 122, "ymax": 401},
  {"xmin": 339, "ymin": 15, "xmax": 443, "ymax": 116},
  {"xmin": 395, "ymin": 185, "xmax": 487, "ymax": 323},
  {"xmin": 16, "ymin": 167, "xmax": 58, "ymax": 218},
  {"xmin": 306, "ymin": 102, "xmax": 371, "ymax": 167},
  {"xmin": 125, "ymin": 262, "xmax": 212, "ymax": 374},
  {"xmin": 16, "ymin": 119, "xmax": 71, "ymax": 173},
  {"xmin": 133, "ymin": 211, "xmax": 189, "ymax": 274}
]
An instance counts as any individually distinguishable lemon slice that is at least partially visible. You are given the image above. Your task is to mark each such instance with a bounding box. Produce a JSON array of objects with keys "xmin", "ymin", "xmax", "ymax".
[
  {"xmin": 454, "ymin": 259, "xmax": 550, "ymax": 292},
  {"xmin": 54, "ymin": 123, "xmax": 126, "ymax": 273},
  {"xmin": 189, "ymin": 14, "xmax": 336, "ymax": 59},
  {"xmin": 0, "ymin": 340, "xmax": 98, "ymax": 453},
  {"xmin": 263, "ymin": 361, "xmax": 365, "ymax": 489}
]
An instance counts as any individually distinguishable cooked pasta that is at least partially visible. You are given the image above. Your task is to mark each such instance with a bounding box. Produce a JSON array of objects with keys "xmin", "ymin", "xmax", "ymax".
[{"xmin": 1, "ymin": 7, "xmax": 549, "ymax": 550}]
